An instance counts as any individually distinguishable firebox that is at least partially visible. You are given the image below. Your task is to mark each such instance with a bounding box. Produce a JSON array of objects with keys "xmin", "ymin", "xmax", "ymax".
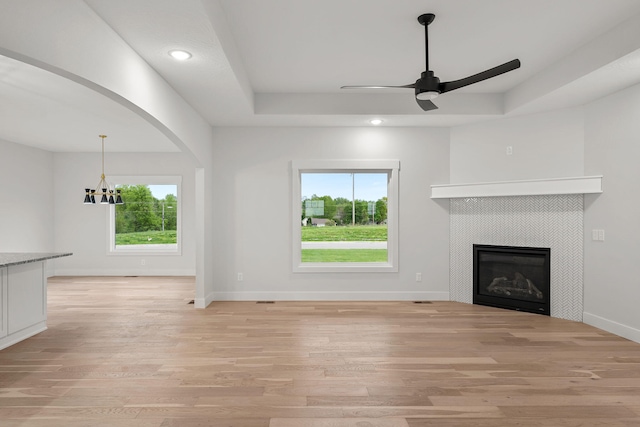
[{"xmin": 473, "ymin": 244, "xmax": 550, "ymax": 316}]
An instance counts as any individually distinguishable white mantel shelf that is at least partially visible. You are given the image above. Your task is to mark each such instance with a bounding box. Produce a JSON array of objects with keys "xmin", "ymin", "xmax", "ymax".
[{"xmin": 431, "ymin": 176, "xmax": 603, "ymax": 199}]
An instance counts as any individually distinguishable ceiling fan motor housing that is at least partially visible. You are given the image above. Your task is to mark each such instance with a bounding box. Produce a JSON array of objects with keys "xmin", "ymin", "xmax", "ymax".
[{"xmin": 415, "ymin": 71, "xmax": 441, "ymax": 100}]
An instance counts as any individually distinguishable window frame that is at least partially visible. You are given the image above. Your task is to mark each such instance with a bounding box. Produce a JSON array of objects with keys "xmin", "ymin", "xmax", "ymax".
[
  {"xmin": 107, "ymin": 175, "xmax": 182, "ymax": 256},
  {"xmin": 292, "ymin": 159, "xmax": 399, "ymax": 273}
]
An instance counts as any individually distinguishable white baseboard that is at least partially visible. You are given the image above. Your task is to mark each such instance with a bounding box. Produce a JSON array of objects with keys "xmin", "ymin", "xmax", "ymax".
[
  {"xmin": 52, "ymin": 269, "xmax": 196, "ymax": 277},
  {"xmin": 0, "ymin": 323, "xmax": 47, "ymax": 351},
  {"xmin": 211, "ymin": 291, "xmax": 450, "ymax": 302},
  {"xmin": 583, "ymin": 311, "xmax": 640, "ymax": 344},
  {"xmin": 194, "ymin": 291, "xmax": 216, "ymax": 308}
]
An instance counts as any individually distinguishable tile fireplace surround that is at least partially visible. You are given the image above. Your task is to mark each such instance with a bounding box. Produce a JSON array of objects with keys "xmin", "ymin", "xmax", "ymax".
[{"xmin": 450, "ymin": 194, "xmax": 584, "ymax": 321}]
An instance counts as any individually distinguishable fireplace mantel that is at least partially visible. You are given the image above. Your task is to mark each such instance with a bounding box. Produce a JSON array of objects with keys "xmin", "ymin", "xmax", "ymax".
[{"xmin": 431, "ymin": 175, "xmax": 602, "ymax": 199}]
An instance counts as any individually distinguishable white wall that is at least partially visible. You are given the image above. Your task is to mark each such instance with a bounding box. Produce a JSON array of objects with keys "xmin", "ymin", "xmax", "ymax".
[
  {"xmin": 448, "ymin": 93, "xmax": 640, "ymax": 343},
  {"xmin": 52, "ymin": 151, "xmax": 197, "ymax": 276},
  {"xmin": 450, "ymin": 108, "xmax": 584, "ymax": 183},
  {"xmin": 0, "ymin": 139, "xmax": 54, "ymax": 252},
  {"xmin": 583, "ymin": 82, "xmax": 640, "ymax": 342},
  {"xmin": 0, "ymin": 0, "xmax": 215, "ymax": 304},
  {"xmin": 211, "ymin": 127, "xmax": 450, "ymax": 300}
]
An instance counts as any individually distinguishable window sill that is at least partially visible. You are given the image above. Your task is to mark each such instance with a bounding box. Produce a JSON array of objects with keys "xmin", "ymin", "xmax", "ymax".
[
  {"xmin": 108, "ymin": 244, "xmax": 181, "ymax": 256},
  {"xmin": 293, "ymin": 262, "xmax": 397, "ymax": 273}
]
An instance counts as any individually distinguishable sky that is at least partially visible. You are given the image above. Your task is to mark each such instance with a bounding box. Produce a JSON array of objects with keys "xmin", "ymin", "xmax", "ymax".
[
  {"xmin": 148, "ymin": 184, "xmax": 177, "ymax": 200},
  {"xmin": 301, "ymin": 173, "xmax": 387, "ymax": 202}
]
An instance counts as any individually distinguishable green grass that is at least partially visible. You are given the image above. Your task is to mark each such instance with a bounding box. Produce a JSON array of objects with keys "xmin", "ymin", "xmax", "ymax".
[
  {"xmin": 301, "ymin": 225, "xmax": 387, "ymax": 242},
  {"xmin": 115, "ymin": 230, "xmax": 177, "ymax": 245},
  {"xmin": 302, "ymin": 249, "xmax": 387, "ymax": 262}
]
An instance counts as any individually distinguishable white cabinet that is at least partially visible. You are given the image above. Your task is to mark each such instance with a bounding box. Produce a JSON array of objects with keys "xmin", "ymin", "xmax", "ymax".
[
  {"xmin": 0, "ymin": 261, "xmax": 48, "ymax": 350},
  {"xmin": 0, "ymin": 267, "xmax": 7, "ymax": 340},
  {"xmin": 0, "ymin": 252, "xmax": 71, "ymax": 350},
  {"xmin": 8, "ymin": 262, "xmax": 47, "ymax": 334}
]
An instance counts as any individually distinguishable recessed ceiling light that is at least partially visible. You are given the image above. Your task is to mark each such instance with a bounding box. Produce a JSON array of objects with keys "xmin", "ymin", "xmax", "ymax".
[
  {"xmin": 369, "ymin": 119, "xmax": 383, "ymax": 125},
  {"xmin": 169, "ymin": 50, "xmax": 192, "ymax": 61}
]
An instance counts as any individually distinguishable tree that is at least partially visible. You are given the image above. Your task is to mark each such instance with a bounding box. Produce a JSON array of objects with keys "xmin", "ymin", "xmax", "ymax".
[
  {"xmin": 115, "ymin": 185, "xmax": 161, "ymax": 233},
  {"xmin": 356, "ymin": 200, "xmax": 369, "ymax": 224},
  {"xmin": 301, "ymin": 196, "xmax": 307, "ymax": 220},
  {"xmin": 343, "ymin": 199, "xmax": 369, "ymax": 225},
  {"xmin": 316, "ymin": 195, "xmax": 336, "ymax": 220},
  {"xmin": 375, "ymin": 197, "xmax": 388, "ymax": 224},
  {"xmin": 162, "ymin": 194, "xmax": 178, "ymax": 231},
  {"xmin": 333, "ymin": 197, "xmax": 350, "ymax": 224}
]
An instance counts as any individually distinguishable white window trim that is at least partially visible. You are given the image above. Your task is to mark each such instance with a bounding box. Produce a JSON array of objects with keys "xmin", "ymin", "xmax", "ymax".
[
  {"xmin": 292, "ymin": 159, "xmax": 399, "ymax": 273},
  {"xmin": 107, "ymin": 175, "xmax": 182, "ymax": 256}
]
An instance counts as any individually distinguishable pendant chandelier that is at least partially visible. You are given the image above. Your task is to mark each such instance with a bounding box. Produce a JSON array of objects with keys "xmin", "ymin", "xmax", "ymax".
[{"xmin": 83, "ymin": 135, "xmax": 123, "ymax": 205}]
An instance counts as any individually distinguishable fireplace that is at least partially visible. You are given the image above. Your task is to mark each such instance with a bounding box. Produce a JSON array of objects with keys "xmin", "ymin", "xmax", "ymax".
[{"xmin": 473, "ymin": 244, "xmax": 550, "ymax": 316}]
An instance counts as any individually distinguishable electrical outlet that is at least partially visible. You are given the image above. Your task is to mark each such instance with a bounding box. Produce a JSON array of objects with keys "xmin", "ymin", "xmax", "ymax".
[
  {"xmin": 141, "ymin": 259, "xmax": 145, "ymax": 266},
  {"xmin": 237, "ymin": 273, "xmax": 243, "ymax": 281},
  {"xmin": 592, "ymin": 229, "xmax": 605, "ymax": 241},
  {"xmin": 506, "ymin": 146, "xmax": 513, "ymax": 155},
  {"xmin": 416, "ymin": 273, "xmax": 422, "ymax": 282}
]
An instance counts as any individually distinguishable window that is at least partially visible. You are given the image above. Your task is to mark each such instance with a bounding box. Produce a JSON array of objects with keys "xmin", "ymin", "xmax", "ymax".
[
  {"xmin": 292, "ymin": 160, "xmax": 399, "ymax": 272},
  {"xmin": 108, "ymin": 176, "xmax": 182, "ymax": 255}
]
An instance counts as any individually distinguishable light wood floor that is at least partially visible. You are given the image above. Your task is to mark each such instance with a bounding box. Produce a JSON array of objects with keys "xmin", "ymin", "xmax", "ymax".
[{"xmin": 1, "ymin": 276, "xmax": 640, "ymax": 427}]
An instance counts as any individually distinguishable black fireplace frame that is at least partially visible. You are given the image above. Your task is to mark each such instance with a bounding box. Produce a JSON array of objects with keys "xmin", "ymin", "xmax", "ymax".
[{"xmin": 473, "ymin": 244, "xmax": 551, "ymax": 316}]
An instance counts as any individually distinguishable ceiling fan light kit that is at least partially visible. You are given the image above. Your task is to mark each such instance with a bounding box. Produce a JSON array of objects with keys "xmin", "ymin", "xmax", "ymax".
[
  {"xmin": 416, "ymin": 89, "xmax": 439, "ymax": 101},
  {"xmin": 341, "ymin": 13, "xmax": 521, "ymax": 111}
]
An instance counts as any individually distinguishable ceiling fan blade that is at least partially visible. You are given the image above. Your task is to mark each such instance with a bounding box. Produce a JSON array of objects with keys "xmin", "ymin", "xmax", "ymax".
[
  {"xmin": 439, "ymin": 59, "xmax": 521, "ymax": 93},
  {"xmin": 341, "ymin": 84, "xmax": 416, "ymax": 89},
  {"xmin": 417, "ymin": 98, "xmax": 438, "ymax": 111}
]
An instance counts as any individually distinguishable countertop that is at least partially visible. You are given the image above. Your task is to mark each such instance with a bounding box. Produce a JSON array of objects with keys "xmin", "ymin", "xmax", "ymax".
[{"xmin": 0, "ymin": 252, "xmax": 73, "ymax": 268}]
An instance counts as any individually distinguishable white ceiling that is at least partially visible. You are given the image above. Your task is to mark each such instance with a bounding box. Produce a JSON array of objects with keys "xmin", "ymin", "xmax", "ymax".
[
  {"xmin": 0, "ymin": 55, "xmax": 178, "ymax": 152},
  {"xmin": 2, "ymin": 0, "xmax": 640, "ymax": 152}
]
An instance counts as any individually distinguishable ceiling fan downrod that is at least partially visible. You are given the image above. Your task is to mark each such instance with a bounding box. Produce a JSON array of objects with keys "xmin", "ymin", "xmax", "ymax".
[{"xmin": 417, "ymin": 13, "xmax": 435, "ymax": 73}]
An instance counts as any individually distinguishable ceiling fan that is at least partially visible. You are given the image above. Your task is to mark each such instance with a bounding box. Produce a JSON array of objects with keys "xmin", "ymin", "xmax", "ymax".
[{"xmin": 341, "ymin": 13, "xmax": 521, "ymax": 111}]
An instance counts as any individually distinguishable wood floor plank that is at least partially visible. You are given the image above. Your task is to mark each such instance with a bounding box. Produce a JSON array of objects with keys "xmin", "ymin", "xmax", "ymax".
[
  {"xmin": 407, "ymin": 419, "xmax": 640, "ymax": 427},
  {"xmin": 0, "ymin": 276, "xmax": 639, "ymax": 426},
  {"xmin": 269, "ymin": 418, "xmax": 410, "ymax": 427}
]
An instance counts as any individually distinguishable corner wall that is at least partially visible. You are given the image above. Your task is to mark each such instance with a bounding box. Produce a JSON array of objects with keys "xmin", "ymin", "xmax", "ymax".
[
  {"xmin": 449, "ymin": 95, "xmax": 640, "ymax": 343},
  {"xmin": 211, "ymin": 126, "xmax": 450, "ymax": 300},
  {"xmin": 448, "ymin": 107, "xmax": 587, "ymax": 321},
  {"xmin": 450, "ymin": 107, "xmax": 584, "ymax": 182},
  {"xmin": 583, "ymin": 82, "xmax": 640, "ymax": 342}
]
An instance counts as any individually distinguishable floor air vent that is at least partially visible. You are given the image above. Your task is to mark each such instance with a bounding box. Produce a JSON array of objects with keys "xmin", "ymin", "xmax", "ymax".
[
  {"xmin": 413, "ymin": 301, "xmax": 433, "ymax": 304},
  {"xmin": 256, "ymin": 301, "xmax": 275, "ymax": 304}
]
